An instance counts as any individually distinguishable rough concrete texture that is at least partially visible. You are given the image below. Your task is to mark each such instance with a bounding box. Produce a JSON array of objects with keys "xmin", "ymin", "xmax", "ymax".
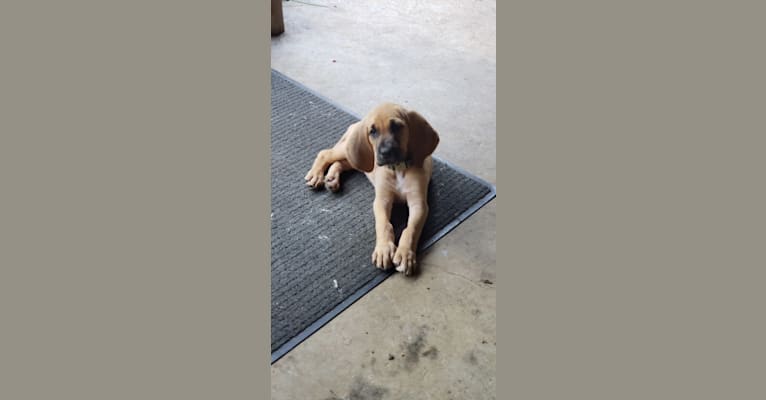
[{"xmin": 271, "ymin": 0, "xmax": 496, "ymax": 398}]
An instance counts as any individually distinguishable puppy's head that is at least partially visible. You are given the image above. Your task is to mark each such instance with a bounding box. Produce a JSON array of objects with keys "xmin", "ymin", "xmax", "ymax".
[{"xmin": 347, "ymin": 103, "xmax": 440, "ymax": 172}]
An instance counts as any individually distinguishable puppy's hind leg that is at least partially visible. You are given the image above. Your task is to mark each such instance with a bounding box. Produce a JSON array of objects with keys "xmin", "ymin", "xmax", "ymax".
[
  {"xmin": 324, "ymin": 159, "xmax": 351, "ymax": 192},
  {"xmin": 304, "ymin": 147, "xmax": 345, "ymax": 189}
]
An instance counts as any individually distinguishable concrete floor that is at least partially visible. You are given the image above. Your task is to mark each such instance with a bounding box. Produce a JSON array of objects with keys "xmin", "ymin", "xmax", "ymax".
[{"xmin": 271, "ymin": 1, "xmax": 496, "ymax": 398}]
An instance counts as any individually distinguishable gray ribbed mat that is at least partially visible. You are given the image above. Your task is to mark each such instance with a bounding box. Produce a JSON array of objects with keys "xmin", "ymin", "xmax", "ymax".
[{"xmin": 271, "ymin": 70, "xmax": 495, "ymax": 363}]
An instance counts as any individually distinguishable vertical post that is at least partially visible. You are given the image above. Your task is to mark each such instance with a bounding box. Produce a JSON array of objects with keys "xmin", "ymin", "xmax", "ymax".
[{"xmin": 271, "ymin": 0, "xmax": 284, "ymax": 36}]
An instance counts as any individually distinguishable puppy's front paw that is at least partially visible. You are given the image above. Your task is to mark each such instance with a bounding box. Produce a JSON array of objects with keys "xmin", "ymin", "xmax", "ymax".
[
  {"xmin": 371, "ymin": 242, "xmax": 397, "ymax": 270},
  {"xmin": 304, "ymin": 168, "xmax": 325, "ymax": 189},
  {"xmin": 393, "ymin": 247, "xmax": 417, "ymax": 276}
]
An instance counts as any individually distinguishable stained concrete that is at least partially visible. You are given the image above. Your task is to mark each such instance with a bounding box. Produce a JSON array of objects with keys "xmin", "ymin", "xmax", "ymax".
[{"xmin": 271, "ymin": 0, "xmax": 496, "ymax": 398}]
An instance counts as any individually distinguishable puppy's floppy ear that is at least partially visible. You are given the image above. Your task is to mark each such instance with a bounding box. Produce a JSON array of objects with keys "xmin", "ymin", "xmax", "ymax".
[
  {"xmin": 406, "ymin": 110, "xmax": 440, "ymax": 166},
  {"xmin": 345, "ymin": 121, "xmax": 374, "ymax": 172}
]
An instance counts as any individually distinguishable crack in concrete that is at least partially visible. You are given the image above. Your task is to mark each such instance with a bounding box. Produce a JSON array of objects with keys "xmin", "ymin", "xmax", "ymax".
[{"xmin": 438, "ymin": 269, "xmax": 483, "ymax": 287}]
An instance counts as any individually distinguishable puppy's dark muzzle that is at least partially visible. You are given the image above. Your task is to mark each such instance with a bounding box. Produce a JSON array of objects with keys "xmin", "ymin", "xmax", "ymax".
[{"xmin": 376, "ymin": 140, "xmax": 402, "ymax": 166}]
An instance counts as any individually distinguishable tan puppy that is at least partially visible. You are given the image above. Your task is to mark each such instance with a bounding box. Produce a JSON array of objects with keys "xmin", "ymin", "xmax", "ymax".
[{"xmin": 304, "ymin": 103, "xmax": 440, "ymax": 276}]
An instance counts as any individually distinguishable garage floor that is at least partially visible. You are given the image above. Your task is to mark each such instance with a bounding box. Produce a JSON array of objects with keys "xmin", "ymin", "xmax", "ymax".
[{"xmin": 270, "ymin": 1, "xmax": 496, "ymax": 398}]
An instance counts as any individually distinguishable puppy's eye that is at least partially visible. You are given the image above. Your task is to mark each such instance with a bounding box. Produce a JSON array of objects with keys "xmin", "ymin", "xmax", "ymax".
[
  {"xmin": 389, "ymin": 120, "xmax": 401, "ymax": 134},
  {"xmin": 369, "ymin": 125, "xmax": 377, "ymax": 136}
]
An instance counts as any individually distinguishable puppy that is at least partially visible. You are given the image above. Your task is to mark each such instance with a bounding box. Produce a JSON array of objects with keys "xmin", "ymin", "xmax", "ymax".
[{"xmin": 304, "ymin": 103, "xmax": 440, "ymax": 276}]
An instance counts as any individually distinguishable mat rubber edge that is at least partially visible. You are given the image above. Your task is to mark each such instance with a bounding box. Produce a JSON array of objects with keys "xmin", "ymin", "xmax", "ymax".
[{"xmin": 270, "ymin": 69, "xmax": 497, "ymax": 364}]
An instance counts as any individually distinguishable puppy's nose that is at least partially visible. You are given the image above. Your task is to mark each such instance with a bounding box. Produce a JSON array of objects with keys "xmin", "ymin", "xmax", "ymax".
[{"xmin": 379, "ymin": 141, "xmax": 396, "ymax": 156}]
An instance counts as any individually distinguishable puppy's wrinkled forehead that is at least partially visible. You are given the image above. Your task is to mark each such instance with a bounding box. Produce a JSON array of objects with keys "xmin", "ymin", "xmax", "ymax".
[{"xmin": 365, "ymin": 103, "xmax": 408, "ymax": 136}]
